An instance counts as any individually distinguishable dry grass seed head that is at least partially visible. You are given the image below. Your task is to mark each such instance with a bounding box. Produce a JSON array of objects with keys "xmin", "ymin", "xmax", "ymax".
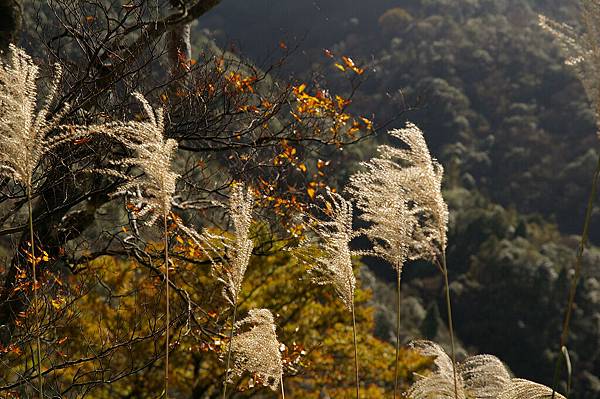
[
  {"xmin": 348, "ymin": 122, "xmax": 448, "ymax": 271},
  {"xmin": 215, "ymin": 183, "xmax": 254, "ymax": 306},
  {"xmin": 0, "ymin": 45, "xmax": 78, "ymax": 188},
  {"xmin": 408, "ymin": 340, "xmax": 566, "ymax": 399},
  {"xmin": 229, "ymin": 308, "xmax": 283, "ymax": 391},
  {"xmin": 307, "ymin": 189, "xmax": 356, "ymax": 311},
  {"xmin": 539, "ymin": 5, "xmax": 600, "ymax": 125},
  {"xmin": 497, "ymin": 378, "xmax": 566, "ymax": 399},
  {"xmin": 89, "ymin": 92, "xmax": 179, "ymax": 226}
]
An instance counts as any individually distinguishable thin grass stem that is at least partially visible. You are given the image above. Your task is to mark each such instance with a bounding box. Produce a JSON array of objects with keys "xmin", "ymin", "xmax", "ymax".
[
  {"xmin": 551, "ymin": 153, "xmax": 600, "ymax": 398},
  {"xmin": 351, "ymin": 300, "xmax": 360, "ymax": 399},
  {"xmin": 164, "ymin": 213, "xmax": 170, "ymax": 399},
  {"xmin": 393, "ymin": 267, "xmax": 401, "ymax": 399},
  {"xmin": 440, "ymin": 250, "xmax": 458, "ymax": 399},
  {"xmin": 222, "ymin": 302, "xmax": 238, "ymax": 399},
  {"xmin": 27, "ymin": 185, "xmax": 43, "ymax": 399}
]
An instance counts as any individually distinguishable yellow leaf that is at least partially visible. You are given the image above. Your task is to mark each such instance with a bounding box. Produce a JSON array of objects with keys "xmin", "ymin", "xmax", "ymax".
[
  {"xmin": 307, "ymin": 187, "xmax": 316, "ymax": 199},
  {"xmin": 334, "ymin": 63, "xmax": 346, "ymax": 72},
  {"xmin": 298, "ymin": 163, "xmax": 307, "ymax": 173},
  {"xmin": 325, "ymin": 201, "xmax": 333, "ymax": 215},
  {"xmin": 51, "ymin": 298, "xmax": 63, "ymax": 310}
]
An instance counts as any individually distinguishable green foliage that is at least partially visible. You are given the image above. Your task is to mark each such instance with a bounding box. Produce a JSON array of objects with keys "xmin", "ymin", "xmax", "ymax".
[{"xmin": 378, "ymin": 8, "xmax": 414, "ymax": 37}]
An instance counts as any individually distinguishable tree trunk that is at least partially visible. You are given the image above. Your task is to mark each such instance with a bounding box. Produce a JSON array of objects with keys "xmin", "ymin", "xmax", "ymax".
[{"xmin": 167, "ymin": 0, "xmax": 193, "ymax": 100}]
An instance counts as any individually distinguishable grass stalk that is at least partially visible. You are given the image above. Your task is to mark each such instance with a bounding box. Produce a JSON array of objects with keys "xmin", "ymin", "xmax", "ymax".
[
  {"xmin": 551, "ymin": 153, "xmax": 600, "ymax": 398},
  {"xmin": 393, "ymin": 267, "xmax": 401, "ymax": 399},
  {"xmin": 164, "ymin": 213, "xmax": 170, "ymax": 399},
  {"xmin": 222, "ymin": 302, "xmax": 238, "ymax": 399},
  {"xmin": 27, "ymin": 185, "xmax": 43, "ymax": 399},
  {"xmin": 440, "ymin": 250, "xmax": 458, "ymax": 399},
  {"xmin": 351, "ymin": 300, "xmax": 360, "ymax": 399}
]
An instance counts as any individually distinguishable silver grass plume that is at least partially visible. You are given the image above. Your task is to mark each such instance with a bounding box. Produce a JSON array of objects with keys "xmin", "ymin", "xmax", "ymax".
[
  {"xmin": 408, "ymin": 340, "xmax": 467, "ymax": 399},
  {"xmin": 89, "ymin": 92, "xmax": 179, "ymax": 226},
  {"xmin": 0, "ymin": 44, "xmax": 78, "ymax": 187},
  {"xmin": 347, "ymin": 157, "xmax": 415, "ymax": 271},
  {"xmin": 407, "ymin": 340, "xmax": 566, "ymax": 399},
  {"xmin": 539, "ymin": 4, "xmax": 600, "ymax": 124},
  {"xmin": 348, "ymin": 122, "xmax": 448, "ymax": 268},
  {"xmin": 307, "ymin": 189, "xmax": 356, "ymax": 311},
  {"xmin": 386, "ymin": 123, "xmax": 448, "ymax": 261},
  {"xmin": 228, "ymin": 308, "xmax": 283, "ymax": 391},
  {"xmin": 497, "ymin": 379, "xmax": 566, "ymax": 399},
  {"xmin": 215, "ymin": 183, "xmax": 254, "ymax": 306}
]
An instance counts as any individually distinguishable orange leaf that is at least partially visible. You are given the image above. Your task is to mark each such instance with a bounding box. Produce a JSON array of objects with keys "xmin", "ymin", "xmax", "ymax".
[
  {"xmin": 317, "ymin": 159, "xmax": 330, "ymax": 169},
  {"xmin": 342, "ymin": 56, "xmax": 356, "ymax": 68}
]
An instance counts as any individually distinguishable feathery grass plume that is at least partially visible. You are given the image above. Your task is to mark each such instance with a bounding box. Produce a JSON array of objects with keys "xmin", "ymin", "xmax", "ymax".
[
  {"xmin": 407, "ymin": 340, "xmax": 566, "ymax": 399},
  {"xmin": 386, "ymin": 123, "xmax": 448, "ymax": 260},
  {"xmin": 91, "ymin": 92, "xmax": 180, "ymax": 226},
  {"xmin": 228, "ymin": 308, "xmax": 283, "ymax": 392},
  {"xmin": 307, "ymin": 189, "xmax": 356, "ymax": 311},
  {"xmin": 215, "ymin": 182, "xmax": 254, "ymax": 306},
  {"xmin": 0, "ymin": 44, "xmax": 81, "ymax": 398},
  {"xmin": 408, "ymin": 340, "xmax": 466, "ymax": 399},
  {"xmin": 172, "ymin": 184, "xmax": 253, "ymax": 399},
  {"xmin": 538, "ymin": 4, "xmax": 600, "ymax": 124},
  {"xmin": 305, "ymin": 188, "xmax": 360, "ymax": 398},
  {"xmin": 0, "ymin": 44, "xmax": 78, "ymax": 187},
  {"xmin": 497, "ymin": 379, "xmax": 567, "ymax": 399},
  {"xmin": 348, "ymin": 122, "xmax": 451, "ymax": 398},
  {"xmin": 347, "ymin": 147, "xmax": 415, "ymax": 271},
  {"xmin": 348, "ymin": 122, "xmax": 448, "ymax": 265}
]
